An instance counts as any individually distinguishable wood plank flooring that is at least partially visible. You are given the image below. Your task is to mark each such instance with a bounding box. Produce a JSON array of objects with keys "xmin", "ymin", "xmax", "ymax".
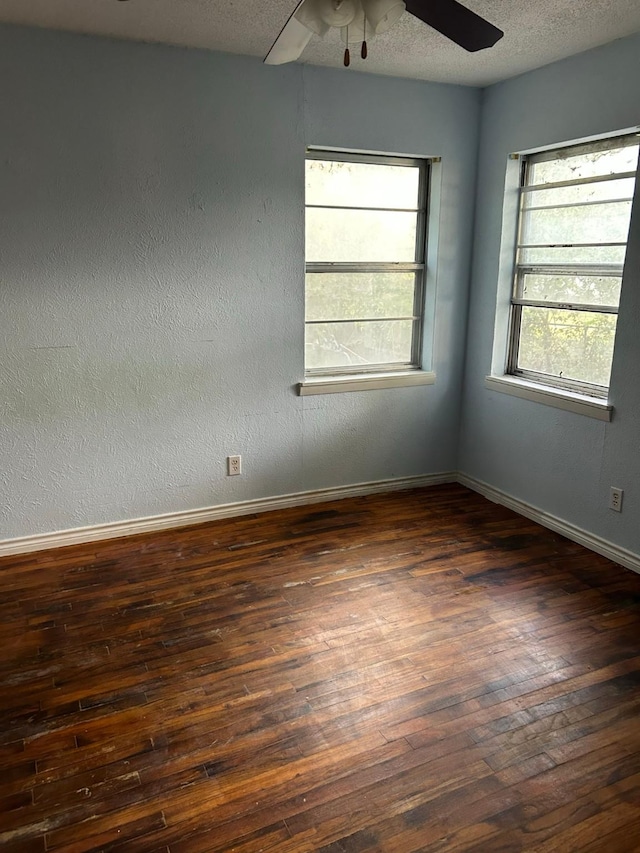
[{"xmin": 2, "ymin": 484, "xmax": 640, "ymax": 852}]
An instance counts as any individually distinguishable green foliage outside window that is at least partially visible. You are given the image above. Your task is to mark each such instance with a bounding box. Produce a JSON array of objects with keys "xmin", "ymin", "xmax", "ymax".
[
  {"xmin": 509, "ymin": 136, "xmax": 639, "ymax": 392},
  {"xmin": 305, "ymin": 154, "xmax": 427, "ymax": 373}
]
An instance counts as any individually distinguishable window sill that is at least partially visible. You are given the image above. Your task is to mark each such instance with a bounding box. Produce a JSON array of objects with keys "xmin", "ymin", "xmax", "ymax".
[
  {"xmin": 484, "ymin": 375, "xmax": 612, "ymax": 421},
  {"xmin": 299, "ymin": 370, "xmax": 436, "ymax": 396}
]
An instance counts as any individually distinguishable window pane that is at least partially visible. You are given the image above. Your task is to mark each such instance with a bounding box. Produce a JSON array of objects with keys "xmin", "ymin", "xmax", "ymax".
[
  {"xmin": 528, "ymin": 142, "xmax": 639, "ymax": 186},
  {"xmin": 523, "ymin": 177, "xmax": 635, "ymax": 208},
  {"xmin": 518, "ymin": 245, "xmax": 628, "ymax": 265},
  {"xmin": 305, "ymin": 320, "xmax": 414, "ymax": 370},
  {"xmin": 517, "ymin": 306, "xmax": 617, "ymax": 387},
  {"xmin": 520, "ymin": 273, "xmax": 621, "ymax": 307},
  {"xmin": 306, "ymin": 208, "xmax": 417, "ymax": 262},
  {"xmin": 306, "ymin": 159, "xmax": 420, "ymax": 209},
  {"xmin": 520, "ymin": 200, "xmax": 633, "ymax": 246},
  {"xmin": 306, "ymin": 273, "xmax": 416, "ymax": 321}
]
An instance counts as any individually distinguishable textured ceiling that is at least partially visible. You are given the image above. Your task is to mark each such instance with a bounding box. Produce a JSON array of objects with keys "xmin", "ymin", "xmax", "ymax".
[{"xmin": 1, "ymin": 0, "xmax": 640, "ymax": 85}]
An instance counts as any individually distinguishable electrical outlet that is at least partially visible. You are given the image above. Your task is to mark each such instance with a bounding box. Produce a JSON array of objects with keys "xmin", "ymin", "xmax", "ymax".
[
  {"xmin": 227, "ymin": 455, "xmax": 241, "ymax": 476},
  {"xmin": 609, "ymin": 487, "xmax": 623, "ymax": 512}
]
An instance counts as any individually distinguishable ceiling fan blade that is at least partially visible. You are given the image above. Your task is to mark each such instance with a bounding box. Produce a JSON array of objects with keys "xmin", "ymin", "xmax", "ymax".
[
  {"xmin": 264, "ymin": 0, "xmax": 314, "ymax": 64},
  {"xmin": 405, "ymin": 0, "xmax": 503, "ymax": 51}
]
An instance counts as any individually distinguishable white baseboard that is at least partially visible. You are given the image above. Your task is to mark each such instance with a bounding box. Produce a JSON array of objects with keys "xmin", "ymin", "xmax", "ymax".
[
  {"xmin": 3, "ymin": 471, "xmax": 639, "ymax": 572},
  {"xmin": 0, "ymin": 472, "xmax": 456, "ymax": 557},
  {"xmin": 458, "ymin": 473, "xmax": 640, "ymax": 575}
]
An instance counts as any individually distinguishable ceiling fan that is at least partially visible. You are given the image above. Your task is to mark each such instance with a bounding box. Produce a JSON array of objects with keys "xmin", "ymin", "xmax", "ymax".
[{"xmin": 264, "ymin": 0, "xmax": 503, "ymax": 67}]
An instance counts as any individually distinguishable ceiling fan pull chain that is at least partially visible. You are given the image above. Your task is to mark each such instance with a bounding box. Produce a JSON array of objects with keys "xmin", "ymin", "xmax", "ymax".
[
  {"xmin": 344, "ymin": 23, "xmax": 350, "ymax": 65},
  {"xmin": 361, "ymin": 15, "xmax": 367, "ymax": 58}
]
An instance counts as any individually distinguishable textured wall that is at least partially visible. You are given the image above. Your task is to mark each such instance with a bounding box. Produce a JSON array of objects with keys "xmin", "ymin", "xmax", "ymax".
[
  {"xmin": 0, "ymin": 25, "xmax": 480, "ymax": 540},
  {"xmin": 459, "ymin": 33, "xmax": 640, "ymax": 556}
]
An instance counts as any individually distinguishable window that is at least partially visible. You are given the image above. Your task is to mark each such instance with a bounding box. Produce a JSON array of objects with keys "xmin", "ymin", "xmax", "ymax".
[
  {"xmin": 507, "ymin": 134, "xmax": 639, "ymax": 397},
  {"xmin": 304, "ymin": 150, "xmax": 429, "ymax": 377}
]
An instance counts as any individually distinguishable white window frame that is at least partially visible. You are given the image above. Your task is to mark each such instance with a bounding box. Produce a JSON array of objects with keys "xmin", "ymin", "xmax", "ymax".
[
  {"xmin": 303, "ymin": 149, "xmax": 430, "ymax": 381},
  {"xmin": 505, "ymin": 134, "xmax": 639, "ymax": 399}
]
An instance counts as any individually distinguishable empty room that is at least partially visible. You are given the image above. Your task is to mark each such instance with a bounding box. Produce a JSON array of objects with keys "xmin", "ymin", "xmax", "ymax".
[{"xmin": 2, "ymin": 0, "xmax": 640, "ymax": 850}]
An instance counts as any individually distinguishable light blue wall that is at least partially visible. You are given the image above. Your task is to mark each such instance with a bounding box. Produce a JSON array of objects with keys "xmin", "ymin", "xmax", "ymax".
[
  {"xmin": 0, "ymin": 25, "xmax": 479, "ymax": 540},
  {"xmin": 459, "ymin": 34, "xmax": 640, "ymax": 556}
]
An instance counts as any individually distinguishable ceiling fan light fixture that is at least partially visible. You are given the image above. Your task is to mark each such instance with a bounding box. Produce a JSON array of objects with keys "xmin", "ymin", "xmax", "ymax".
[
  {"xmin": 319, "ymin": 0, "xmax": 359, "ymax": 27},
  {"xmin": 341, "ymin": 4, "xmax": 366, "ymax": 43},
  {"xmin": 265, "ymin": 14, "xmax": 315, "ymax": 62},
  {"xmin": 294, "ymin": 0, "xmax": 331, "ymax": 37},
  {"xmin": 296, "ymin": 0, "xmax": 359, "ymax": 35},
  {"xmin": 362, "ymin": 0, "xmax": 406, "ymax": 35}
]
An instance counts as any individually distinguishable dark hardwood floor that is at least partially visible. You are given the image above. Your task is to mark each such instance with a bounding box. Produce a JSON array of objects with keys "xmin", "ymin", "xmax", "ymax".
[{"xmin": 2, "ymin": 484, "xmax": 640, "ymax": 852}]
